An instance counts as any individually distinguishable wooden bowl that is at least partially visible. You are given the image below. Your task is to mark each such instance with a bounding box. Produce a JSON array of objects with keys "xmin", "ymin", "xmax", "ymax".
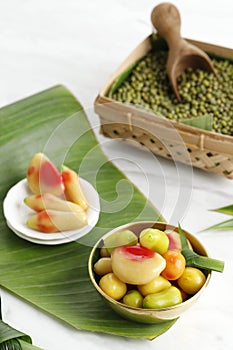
[{"xmin": 88, "ymin": 221, "xmax": 211, "ymax": 324}]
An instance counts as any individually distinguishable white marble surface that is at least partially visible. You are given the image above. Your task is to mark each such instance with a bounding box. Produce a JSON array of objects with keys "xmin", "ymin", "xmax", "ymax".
[{"xmin": 0, "ymin": 0, "xmax": 233, "ymax": 349}]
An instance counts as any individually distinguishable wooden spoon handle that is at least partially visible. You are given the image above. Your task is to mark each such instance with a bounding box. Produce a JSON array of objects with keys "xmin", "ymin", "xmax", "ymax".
[{"xmin": 151, "ymin": 3, "xmax": 182, "ymax": 49}]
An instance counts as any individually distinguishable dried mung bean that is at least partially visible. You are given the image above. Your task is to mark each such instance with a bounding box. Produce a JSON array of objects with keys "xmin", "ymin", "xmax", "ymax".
[{"xmin": 111, "ymin": 50, "xmax": 233, "ymax": 136}]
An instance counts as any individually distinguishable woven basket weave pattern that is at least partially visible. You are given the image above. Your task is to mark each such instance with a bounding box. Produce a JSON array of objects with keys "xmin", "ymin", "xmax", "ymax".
[{"xmin": 100, "ymin": 122, "xmax": 233, "ymax": 179}]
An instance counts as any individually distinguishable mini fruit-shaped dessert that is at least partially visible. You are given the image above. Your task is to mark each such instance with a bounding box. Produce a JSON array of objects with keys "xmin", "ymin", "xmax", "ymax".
[
  {"xmin": 100, "ymin": 247, "xmax": 111, "ymax": 257},
  {"xmin": 103, "ymin": 230, "xmax": 138, "ymax": 254},
  {"xmin": 27, "ymin": 153, "xmax": 64, "ymax": 196},
  {"xmin": 24, "ymin": 153, "xmax": 92, "ymax": 233},
  {"xmin": 111, "ymin": 245, "xmax": 166, "ymax": 285},
  {"xmin": 177, "ymin": 267, "xmax": 206, "ymax": 294},
  {"xmin": 24, "ymin": 193, "xmax": 85, "ymax": 213},
  {"xmin": 143, "ymin": 286, "xmax": 182, "ymax": 309},
  {"xmin": 166, "ymin": 229, "xmax": 193, "ymax": 251},
  {"xmin": 27, "ymin": 209, "xmax": 88, "ymax": 233},
  {"xmin": 137, "ymin": 275, "xmax": 171, "ymax": 296},
  {"xmin": 94, "ymin": 257, "xmax": 112, "ymax": 276},
  {"xmin": 61, "ymin": 165, "xmax": 88, "ymax": 210},
  {"xmin": 161, "ymin": 250, "xmax": 186, "ymax": 280},
  {"xmin": 166, "ymin": 230, "xmax": 182, "ymax": 251},
  {"xmin": 139, "ymin": 228, "xmax": 169, "ymax": 255},
  {"xmin": 123, "ymin": 290, "xmax": 143, "ymax": 308},
  {"xmin": 99, "ymin": 273, "xmax": 127, "ymax": 300}
]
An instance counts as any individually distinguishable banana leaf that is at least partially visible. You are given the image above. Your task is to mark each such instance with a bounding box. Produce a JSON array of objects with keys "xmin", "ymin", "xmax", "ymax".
[
  {"xmin": 0, "ymin": 319, "xmax": 42, "ymax": 350},
  {"xmin": 210, "ymin": 204, "xmax": 233, "ymax": 216},
  {"xmin": 180, "ymin": 114, "xmax": 213, "ymax": 131},
  {"xmin": 178, "ymin": 224, "xmax": 224, "ymax": 272},
  {"xmin": 202, "ymin": 204, "xmax": 233, "ymax": 231},
  {"xmin": 0, "ymin": 85, "xmax": 176, "ymax": 340},
  {"xmin": 202, "ymin": 218, "xmax": 233, "ymax": 231},
  {"xmin": 108, "ymin": 60, "xmax": 141, "ymax": 97}
]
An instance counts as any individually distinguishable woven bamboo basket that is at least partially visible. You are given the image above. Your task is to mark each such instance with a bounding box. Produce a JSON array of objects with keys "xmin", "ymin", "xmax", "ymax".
[{"xmin": 94, "ymin": 35, "xmax": 233, "ymax": 179}]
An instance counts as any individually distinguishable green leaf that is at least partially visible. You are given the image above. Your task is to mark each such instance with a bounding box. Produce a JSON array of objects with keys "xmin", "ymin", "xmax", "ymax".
[
  {"xmin": 108, "ymin": 60, "xmax": 141, "ymax": 96},
  {"xmin": 178, "ymin": 224, "xmax": 224, "ymax": 272},
  {"xmin": 202, "ymin": 218, "xmax": 233, "ymax": 231},
  {"xmin": 0, "ymin": 320, "xmax": 31, "ymax": 345},
  {"xmin": 210, "ymin": 204, "xmax": 233, "ymax": 216},
  {"xmin": 0, "ymin": 85, "xmax": 172, "ymax": 339},
  {"xmin": 203, "ymin": 203, "xmax": 233, "ymax": 231},
  {"xmin": 180, "ymin": 114, "xmax": 213, "ymax": 131},
  {"xmin": 178, "ymin": 223, "xmax": 189, "ymax": 251},
  {"xmin": 0, "ymin": 339, "xmax": 21, "ymax": 350},
  {"xmin": 18, "ymin": 340, "xmax": 42, "ymax": 350},
  {"xmin": 0, "ymin": 320, "xmax": 42, "ymax": 350}
]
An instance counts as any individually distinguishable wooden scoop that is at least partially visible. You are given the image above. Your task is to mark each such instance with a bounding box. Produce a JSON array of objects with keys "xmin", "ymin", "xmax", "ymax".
[{"xmin": 151, "ymin": 2, "xmax": 217, "ymax": 102}]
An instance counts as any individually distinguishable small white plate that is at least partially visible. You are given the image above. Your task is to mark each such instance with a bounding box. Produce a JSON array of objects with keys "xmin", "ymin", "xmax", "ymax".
[
  {"xmin": 3, "ymin": 178, "xmax": 100, "ymax": 245},
  {"xmin": 5, "ymin": 219, "xmax": 97, "ymax": 245}
]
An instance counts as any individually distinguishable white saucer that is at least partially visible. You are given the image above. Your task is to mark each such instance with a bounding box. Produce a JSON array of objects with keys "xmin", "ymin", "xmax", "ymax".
[
  {"xmin": 6, "ymin": 219, "xmax": 96, "ymax": 245},
  {"xmin": 3, "ymin": 178, "xmax": 100, "ymax": 245}
]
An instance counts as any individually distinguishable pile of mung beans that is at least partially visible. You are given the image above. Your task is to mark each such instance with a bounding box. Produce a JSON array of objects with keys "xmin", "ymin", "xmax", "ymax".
[{"xmin": 110, "ymin": 50, "xmax": 233, "ymax": 136}]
